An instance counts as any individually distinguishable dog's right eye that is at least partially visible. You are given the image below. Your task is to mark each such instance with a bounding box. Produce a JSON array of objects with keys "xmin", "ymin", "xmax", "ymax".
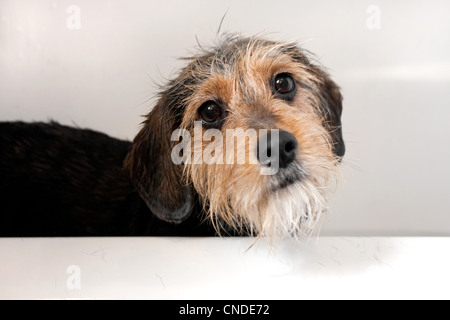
[
  {"xmin": 273, "ymin": 73, "xmax": 297, "ymax": 101},
  {"xmin": 198, "ymin": 101, "xmax": 222, "ymax": 125}
]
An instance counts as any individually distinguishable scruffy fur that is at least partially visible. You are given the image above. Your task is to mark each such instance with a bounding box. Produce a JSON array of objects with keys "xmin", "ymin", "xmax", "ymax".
[
  {"xmin": 0, "ymin": 35, "xmax": 344, "ymax": 241},
  {"xmin": 124, "ymin": 35, "xmax": 345, "ymax": 241}
]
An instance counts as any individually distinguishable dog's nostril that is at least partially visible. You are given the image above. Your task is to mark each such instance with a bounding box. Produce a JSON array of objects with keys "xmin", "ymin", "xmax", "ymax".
[
  {"xmin": 285, "ymin": 140, "xmax": 296, "ymax": 154},
  {"xmin": 278, "ymin": 130, "xmax": 298, "ymax": 169}
]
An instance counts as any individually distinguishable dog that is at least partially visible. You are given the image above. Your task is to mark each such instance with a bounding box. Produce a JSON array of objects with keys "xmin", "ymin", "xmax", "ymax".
[{"xmin": 0, "ymin": 34, "xmax": 345, "ymax": 240}]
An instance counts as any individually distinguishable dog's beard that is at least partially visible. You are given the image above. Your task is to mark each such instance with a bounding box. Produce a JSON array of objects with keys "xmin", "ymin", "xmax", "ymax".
[
  {"xmin": 227, "ymin": 174, "xmax": 331, "ymax": 242},
  {"xmin": 258, "ymin": 180, "xmax": 328, "ymax": 240},
  {"xmin": 188, "ymin": 159, "xmax": 336, "ymax": 242}
]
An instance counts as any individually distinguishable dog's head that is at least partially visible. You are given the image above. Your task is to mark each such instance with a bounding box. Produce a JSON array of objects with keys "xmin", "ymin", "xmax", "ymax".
[{"xmin": 124, "ymin": 35, "xmax": 344, "ymax": 240}]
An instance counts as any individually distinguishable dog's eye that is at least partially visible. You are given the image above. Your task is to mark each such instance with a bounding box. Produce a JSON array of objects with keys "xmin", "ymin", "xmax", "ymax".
[
  {"xmin": 198, "ymin": 101, "xmax": 222, "ymax": 124},
  {"xmin": 274, "ymin": 73, "xmax": 297, "ymax": 100}
]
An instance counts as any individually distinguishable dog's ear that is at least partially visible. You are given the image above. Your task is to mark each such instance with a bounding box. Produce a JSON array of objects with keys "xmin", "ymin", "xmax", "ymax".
[
  {"xmin": 124, "ymin": 95, "xmax": 193, "ymax": 224},
  {"xmin": 311, "ymin": 66, "xmax": 346, "ymax": 159}
]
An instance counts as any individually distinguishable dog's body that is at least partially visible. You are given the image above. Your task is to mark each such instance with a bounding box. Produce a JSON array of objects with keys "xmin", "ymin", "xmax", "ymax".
[
  {"xmin": 0, "ymin": 35, "xmax": 345, "ymax": 240},
  {"xmin": 0, "ymin": 121, "xmax": 217, "ymax": 236}
]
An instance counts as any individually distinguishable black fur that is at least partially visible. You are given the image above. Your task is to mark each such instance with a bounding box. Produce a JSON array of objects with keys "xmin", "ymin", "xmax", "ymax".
[{"xmin": 0, "ymin": 121, "xmax": 216, "ymax": 237}]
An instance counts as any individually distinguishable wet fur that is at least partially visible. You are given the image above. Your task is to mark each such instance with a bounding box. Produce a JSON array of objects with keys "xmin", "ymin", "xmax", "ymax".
[
  {"xmin": 0, "ymin": 122, "xmax": 217, "ymax": 236},
  {"xmin": 0, "ymin": 35, "xmax": 344, "ymax": 240}
]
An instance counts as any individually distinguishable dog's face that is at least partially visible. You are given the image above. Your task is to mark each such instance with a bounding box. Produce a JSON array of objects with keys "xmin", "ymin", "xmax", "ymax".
[{"xmin": 124, "ymin": 35, "xmax": 345, "ymax": 241}]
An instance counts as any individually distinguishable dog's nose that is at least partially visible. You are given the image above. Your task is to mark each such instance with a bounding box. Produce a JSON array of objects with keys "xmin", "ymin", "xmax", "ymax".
[
  {"xmin": 257, "ymin": 130, "xmax": 298, "ymax": 169},
  {"xmin": 277, "ymin": 130, "xmax": 298, "ymax": 168}
]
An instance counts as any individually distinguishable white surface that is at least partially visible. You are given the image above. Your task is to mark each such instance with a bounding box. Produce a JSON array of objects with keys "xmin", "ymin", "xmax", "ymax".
[
  {"xmin": 1, "ymin": 0, "xmax": 450, "ymax": 236},
  {"xmin": 0, "ymin": 237, "xmax": 449, "ymax": 300}
]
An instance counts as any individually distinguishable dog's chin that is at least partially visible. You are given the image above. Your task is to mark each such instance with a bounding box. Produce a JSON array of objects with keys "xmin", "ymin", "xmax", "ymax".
[
  {"xmin": 258, "ymin": 177, "xmax": 327, "ymax": 241},
  {"xmin": 268, "ymin": 163, "xmax": 305, "ymax": 192}
]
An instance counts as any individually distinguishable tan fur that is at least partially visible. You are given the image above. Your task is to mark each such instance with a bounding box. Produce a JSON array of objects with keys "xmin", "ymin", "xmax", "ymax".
[
  {"xmin": 125, "ymin": 35, "xmax": 344, "ymax": 242},
  {"xmin": 180, "ymin": 39, "xmax": 339, "ymax": 240}
]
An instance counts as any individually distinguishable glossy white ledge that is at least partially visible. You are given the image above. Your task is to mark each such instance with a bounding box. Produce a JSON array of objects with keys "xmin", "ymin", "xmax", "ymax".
[{"xmin": 0, "ymin": 237, "xmax": 449, "ymax": 300}]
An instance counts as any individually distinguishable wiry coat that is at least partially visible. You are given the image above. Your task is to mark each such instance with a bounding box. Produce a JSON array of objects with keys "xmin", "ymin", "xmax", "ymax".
[{"xmin": 0, "ymin": 35, "xmax": 344, "ymax": 238}]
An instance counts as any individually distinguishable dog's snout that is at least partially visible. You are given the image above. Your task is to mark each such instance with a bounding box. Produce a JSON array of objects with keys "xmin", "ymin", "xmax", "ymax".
[{"xmin": 257, "ymin": 130, "xmax": 298, "ymax": 169}]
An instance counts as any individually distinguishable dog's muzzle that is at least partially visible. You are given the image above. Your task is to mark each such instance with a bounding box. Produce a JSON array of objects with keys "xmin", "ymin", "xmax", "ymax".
[{"xmin": 256, "ymin": 129, "xmax": 303, "ymax": 191}]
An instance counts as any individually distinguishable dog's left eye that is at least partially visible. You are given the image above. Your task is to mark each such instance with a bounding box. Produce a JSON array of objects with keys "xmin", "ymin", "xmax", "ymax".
[
  {"xmin": 273, "ymin": 73, "xmax": 297, "ymax": 100},
  {"xmin": 198, "ymin": 101, "xmax": 222, "ymax": 124}
]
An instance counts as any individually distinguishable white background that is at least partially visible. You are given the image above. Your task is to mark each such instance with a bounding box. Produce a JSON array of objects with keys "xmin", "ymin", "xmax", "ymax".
[{"xmin": 1, "ymin": 0, "xmax": 450, "ymax": 236}]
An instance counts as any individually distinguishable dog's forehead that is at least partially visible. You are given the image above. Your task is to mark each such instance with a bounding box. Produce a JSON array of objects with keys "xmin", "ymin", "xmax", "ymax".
[
  {"xmin": 184, "ymin": 38, "xmax": 306, "ymax": 101},
  {"xmin": 164, "ymin": 37, "xmax": 315, "ymax": 123}
]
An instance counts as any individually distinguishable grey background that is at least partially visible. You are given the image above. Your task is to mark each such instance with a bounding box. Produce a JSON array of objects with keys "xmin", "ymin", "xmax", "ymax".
[{"xmin": 1, "ymin": 0, "xmax": 449, "ymax": 235}]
